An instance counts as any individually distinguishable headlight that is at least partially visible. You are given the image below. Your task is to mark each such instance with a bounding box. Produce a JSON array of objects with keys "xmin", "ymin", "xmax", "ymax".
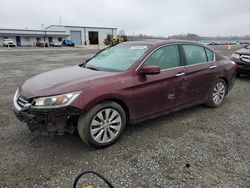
[
  {"xmin": 32, "ymin": 91, "xmax": 81, "ymax": 109},
  {"xmin": 231, "ymin": 53, "xmax": 240, "ymax": 59}
]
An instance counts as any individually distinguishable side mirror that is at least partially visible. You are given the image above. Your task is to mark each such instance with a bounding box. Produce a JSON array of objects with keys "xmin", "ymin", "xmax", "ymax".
[
  {"xmin": 140, "ymin": 65, "xmax": 160, "ymax": 75},
  {"xmin": 79, "ymin": 58, "xmax": 91, "ymax": 67}
]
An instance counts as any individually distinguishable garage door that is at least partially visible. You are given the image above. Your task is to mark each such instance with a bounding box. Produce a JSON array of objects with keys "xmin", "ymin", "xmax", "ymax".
[{"xmin": 70, "ymin": 31, "xmax": 82, "ymax": 45}]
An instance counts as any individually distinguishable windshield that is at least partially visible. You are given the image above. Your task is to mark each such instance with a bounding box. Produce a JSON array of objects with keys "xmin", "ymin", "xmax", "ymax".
[{"xmin": 85, "ymin": 44, "xmax": 148, "ymax": 71}]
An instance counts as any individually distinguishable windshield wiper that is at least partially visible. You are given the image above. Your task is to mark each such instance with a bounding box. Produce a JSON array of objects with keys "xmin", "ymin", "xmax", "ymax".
[{"xmin": 85, "ymin": 66, "xmax": 100, "ymax": 71}]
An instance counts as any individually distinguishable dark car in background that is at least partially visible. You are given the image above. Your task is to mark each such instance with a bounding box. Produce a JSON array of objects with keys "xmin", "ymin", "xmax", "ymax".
[
  {"xmin": 231, "ymin": 43, "xmax": 250, "ymax": 76},
  {"xmin": 13, "ymin": 40, "xmax": 236, "ymax": 147},
  {"xmin": 62, "ymin": 39, "xmax": 75, "ymax": 46}
]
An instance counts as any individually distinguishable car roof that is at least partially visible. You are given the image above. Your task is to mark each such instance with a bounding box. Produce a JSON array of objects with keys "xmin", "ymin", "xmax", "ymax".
[{"xmin": 120, "ymin": 39, "xmax": 204, "ymax": 48}]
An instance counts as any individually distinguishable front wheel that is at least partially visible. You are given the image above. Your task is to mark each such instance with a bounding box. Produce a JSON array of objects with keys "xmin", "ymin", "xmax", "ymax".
[
  {"xmin": 205, "ymin": 79, "xmax": 227, "ymax": 108},
  {"xmin": 78, "ymin": 101, "xmax": 126, "ymax": 148}
]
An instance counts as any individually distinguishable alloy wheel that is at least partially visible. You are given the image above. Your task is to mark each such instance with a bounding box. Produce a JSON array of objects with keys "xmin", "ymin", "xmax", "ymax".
[
  {"xmin": 212, "ymin": 82, "xmax": 226, "ymax": 105},
  {"xmin": 90, "ymin": 108, "xmax": 122, "ymax": 144}
]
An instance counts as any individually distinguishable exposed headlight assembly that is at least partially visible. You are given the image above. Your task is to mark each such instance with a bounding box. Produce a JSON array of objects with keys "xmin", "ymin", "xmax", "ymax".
[
  {"xmin": 32, "ymin": 92, "xmax": 81, "ymax": 109},
  {"xmin": 231, "ymin": 53, "xmax": 240, "ymax": 59}
]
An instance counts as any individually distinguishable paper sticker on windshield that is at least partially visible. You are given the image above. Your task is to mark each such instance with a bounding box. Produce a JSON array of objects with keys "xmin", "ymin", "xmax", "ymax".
[{"xmin": 130, "ymin": 46, "xmax": 147, "ymax": 50}]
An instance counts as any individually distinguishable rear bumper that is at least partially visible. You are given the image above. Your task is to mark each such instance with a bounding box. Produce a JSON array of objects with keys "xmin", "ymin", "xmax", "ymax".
[{"xmin": 13, "ymin": 105, "xmax": 81, "ymax": 135}]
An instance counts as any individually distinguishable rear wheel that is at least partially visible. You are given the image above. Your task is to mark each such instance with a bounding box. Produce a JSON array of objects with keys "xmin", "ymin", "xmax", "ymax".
[
  {"xmin": 78, "ymin": 101, "xmax": 126, "ymax": 148},
  {"xmin": 205, "ymin": 79, "xmax": 227, "ymax": 108}
]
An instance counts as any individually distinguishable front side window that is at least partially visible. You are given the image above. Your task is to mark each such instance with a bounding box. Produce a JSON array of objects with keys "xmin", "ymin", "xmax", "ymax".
[
  {"xmin": 86, "ymin": 44, "xmax": 148, "ymax": 71},
  {"xmin": 183, "ymin": 45, "xmax": 207, "ymax": 65},
  {"xmin": 144, "ymin": 45, "xmax": 180, "ymax": 70}
]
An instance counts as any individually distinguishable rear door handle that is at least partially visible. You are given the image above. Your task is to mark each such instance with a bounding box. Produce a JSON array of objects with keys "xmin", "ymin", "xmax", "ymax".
[
  {"xmin": 209, "ymin": 65, "xmax": 217, "ymax": 69},
  {"xmin": 176, "ymin": 72, "xmax": 186, "ymax": 77}
]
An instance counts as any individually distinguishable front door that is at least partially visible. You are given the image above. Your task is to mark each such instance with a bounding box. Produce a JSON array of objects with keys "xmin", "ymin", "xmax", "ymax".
[
  {"xmin": 89, "ymin": 31, "xmax": 99, "ymax": 45},
  {"xmin": 131, "ymin": 45, "xmax": 186, "ymax": 120},
  {"xmin": 48, "ymin": 37, "xmax": 53, "ymax": 43},
  {"xmin": 16, "ymin": 36, "xmax": 21, "ymax": 46}
]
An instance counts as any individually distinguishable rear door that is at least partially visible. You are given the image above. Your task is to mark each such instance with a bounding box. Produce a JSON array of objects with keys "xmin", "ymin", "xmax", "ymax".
[
  {"xmin": 182, "ymin": 44, "xmax": 217, "ymax": 103},
  {"xmin": 131, "ymin": 45, "xmax": 186, "ymax": 120}
]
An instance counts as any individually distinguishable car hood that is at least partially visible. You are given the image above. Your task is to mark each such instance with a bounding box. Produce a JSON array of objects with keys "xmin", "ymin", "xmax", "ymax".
[
  {"xmin": 20, "ymin": 66, "xmax": 118, "ymax": 98},
  {"xmin": 235, "ymin": 48, "xmax": 250, "ymax": 55}
]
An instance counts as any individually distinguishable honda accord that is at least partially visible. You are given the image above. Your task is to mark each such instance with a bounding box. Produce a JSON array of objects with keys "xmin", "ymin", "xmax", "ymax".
[{"xmin": 13, "ymin": 40, "xmax": 236, "ymax": 147}]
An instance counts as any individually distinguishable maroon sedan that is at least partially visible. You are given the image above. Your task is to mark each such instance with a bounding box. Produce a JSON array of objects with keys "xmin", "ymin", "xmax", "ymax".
[
  {"xmin": 13, "ymin": 40, "xmax": 236, "ymax": 147},
  {"xmin": 36, "ymin": 40, "xmax": 48, "ymax": 47}
]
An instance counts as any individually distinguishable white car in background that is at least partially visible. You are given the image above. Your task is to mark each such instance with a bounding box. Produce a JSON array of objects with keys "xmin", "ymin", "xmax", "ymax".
[
  {"xmin": 49, "ymin": 41, "xmax": 62, "ymax": 47},
  {"xmin": 2, "ymin": 39, "xmax": 16, "ymax": 47}
]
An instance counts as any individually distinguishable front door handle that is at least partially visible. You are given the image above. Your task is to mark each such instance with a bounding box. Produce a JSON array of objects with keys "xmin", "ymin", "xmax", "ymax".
[
  {"xmin": 209, "ymin": 65, "xmax": 217, "ymax": 69},
  {"xmin": 176, "ymin": 72, "xmax": 186, "ymax": 77}
]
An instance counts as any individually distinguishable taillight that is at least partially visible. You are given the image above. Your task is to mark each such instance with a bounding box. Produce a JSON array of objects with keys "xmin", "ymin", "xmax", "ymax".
[{"xmin": 231, "ymin": 61, "xmax": 237, "ymax": 70}]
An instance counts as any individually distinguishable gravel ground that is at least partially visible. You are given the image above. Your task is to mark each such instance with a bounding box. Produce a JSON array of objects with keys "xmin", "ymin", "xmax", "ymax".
[{"xmin": 0, "ymin": 45, "xmax": 249, "ymax": 187}]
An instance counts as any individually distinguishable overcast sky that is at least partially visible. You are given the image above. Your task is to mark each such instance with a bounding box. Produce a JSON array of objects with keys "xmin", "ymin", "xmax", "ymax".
[{"xmin": 0, "ymin": 0, "xmax": 250, "ymax": 37}]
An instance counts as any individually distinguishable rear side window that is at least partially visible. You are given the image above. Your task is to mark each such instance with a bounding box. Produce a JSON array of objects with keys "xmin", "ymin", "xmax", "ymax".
[
  {"xmin": 144, "ymin": 45, "xmax": 180, "ymax": 70},
  {"xmin": 205, "ymin": 48, "xmax": 214, "ymax": 61},
  {"xmin": 183, "ymin": 45, "xmax": 207, "ymax": 65}
]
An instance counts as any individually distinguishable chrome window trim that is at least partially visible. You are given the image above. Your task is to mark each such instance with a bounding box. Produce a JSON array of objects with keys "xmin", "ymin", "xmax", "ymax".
[
  {"xmin": 204, "ymin": 48, "xmax": 216, "ymax": 62},
  {"xmin": 135, "ymin": 43, "xmax": 216, "ymax": 72},
  {"xmin": 184, "ymin": 60, "xmax": 212, "ymax": 68},
  {"xmin": 160, "ymin": 65, "xmax": 185, "ymax": 72}
]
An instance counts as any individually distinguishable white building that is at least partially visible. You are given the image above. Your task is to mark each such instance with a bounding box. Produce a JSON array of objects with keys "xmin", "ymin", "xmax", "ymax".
[
  {"xmin": 46, "ymin": 25, "xmax": 117, "ymax": 45},
  {"xmin": 0, "ymin": 25, "xmax": 117, "ymax": 46}
]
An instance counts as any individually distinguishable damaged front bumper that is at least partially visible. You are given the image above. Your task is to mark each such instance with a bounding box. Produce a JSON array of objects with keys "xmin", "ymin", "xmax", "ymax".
[{"xmin": 13, "ymin": 96, "xmax": 81, "ymax": 135}]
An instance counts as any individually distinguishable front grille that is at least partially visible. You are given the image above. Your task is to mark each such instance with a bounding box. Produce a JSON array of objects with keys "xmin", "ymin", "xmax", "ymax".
[
  {"xmin": 17, "ymin": 96, "xmax": 29, "ymax": 108},
  {"xmin": 240, "ymin": 55, "xmax": 250, "ymax": 63}
]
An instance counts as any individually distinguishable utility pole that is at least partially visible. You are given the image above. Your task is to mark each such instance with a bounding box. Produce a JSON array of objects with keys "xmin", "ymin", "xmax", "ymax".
[
  {"xmin": 41, "ymin": 24, "xmax": 44, "ymax": 30},
  {"xmin": 59, "ymin": 16, "xmax": 62, "ymax": 25}
]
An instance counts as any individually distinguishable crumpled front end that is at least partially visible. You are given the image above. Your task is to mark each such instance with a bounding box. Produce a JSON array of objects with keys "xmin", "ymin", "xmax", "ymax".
[{"xmin": 13, "ymin": 93, "xmax": 81, "ymax": 135}]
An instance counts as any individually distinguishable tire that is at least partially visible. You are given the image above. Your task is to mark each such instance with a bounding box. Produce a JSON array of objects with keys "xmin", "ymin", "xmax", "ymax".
[
  {"xmin": 205, "ymin": 78, "xmax": 227, "ymax": 108},
  {"xmin": 78, "ymin": 101, "xmax": 126, "ymax": 148}
]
